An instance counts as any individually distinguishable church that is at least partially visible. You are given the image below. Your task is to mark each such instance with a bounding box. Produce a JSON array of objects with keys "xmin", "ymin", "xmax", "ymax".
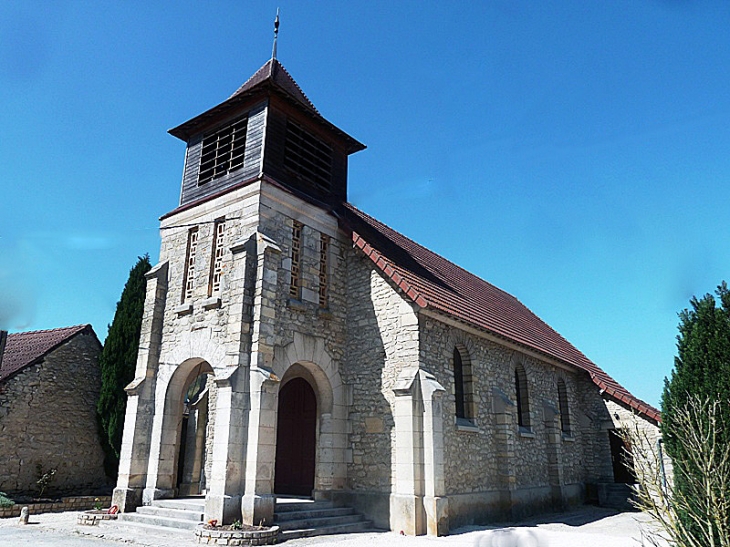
[{"xmin": 112, "ymin": 51, "xmax": 661, "ymax": 536}]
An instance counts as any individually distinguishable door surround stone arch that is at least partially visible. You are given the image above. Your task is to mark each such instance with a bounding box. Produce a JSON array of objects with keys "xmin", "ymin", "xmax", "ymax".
[
  {"xmin": 143, "ymin": 357, "xmax": 214, "ymax": 503},
  {"xmin": 272, "ymin": 333, "xmax": 347, "ymax": 497}
]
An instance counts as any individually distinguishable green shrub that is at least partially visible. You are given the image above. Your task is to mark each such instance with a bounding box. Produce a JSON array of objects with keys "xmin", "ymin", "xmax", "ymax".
[{"xmin": 0, "ymin": 492, "xmax": 15, "ymax": 508}]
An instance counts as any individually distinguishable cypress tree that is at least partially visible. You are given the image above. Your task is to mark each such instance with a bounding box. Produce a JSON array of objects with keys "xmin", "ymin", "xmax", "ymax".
[
  {"xmin": 97, "ymin": 254, "xmax": 151, "ymax": 478},
  {"xmin": 661, "ymin": 281, "xmax": 730, "ymax": 541}
]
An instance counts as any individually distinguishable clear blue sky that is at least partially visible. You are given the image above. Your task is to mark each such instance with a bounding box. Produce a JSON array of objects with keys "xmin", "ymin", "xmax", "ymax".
[{"xmin": 2, "ymin": 1, "xmax": 729, "ymax": 408}]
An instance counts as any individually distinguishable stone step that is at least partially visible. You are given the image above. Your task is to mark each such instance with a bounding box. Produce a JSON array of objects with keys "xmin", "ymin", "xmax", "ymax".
[
  {"xmin": 276, "ymin": 513, "xmax": 365, "ymax": 531},
  {"xmin": 136, "ymin": 505, "xmax": 204, "ymax": 521},
  {"xmin": 119, "ymin": 511, "xmax": 202, "ymax": 530},
  {"xmin": 274, "ymin": 506, "xmax": 355, "ymax": 521},
  {"xmin": 279, "ymin": 520, "xmax": 373, "ymax": 540},
  {"xmin": 150, "ymin": 498, "xmax": 206, "ymax": 512},
  {"xmin": 275, "ymin": 500, "xmax": 334, "ymax": 513}
]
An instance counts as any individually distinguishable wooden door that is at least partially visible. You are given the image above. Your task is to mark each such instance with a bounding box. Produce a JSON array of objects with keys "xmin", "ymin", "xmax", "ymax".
[{"xmin": 274, "ymin": 378, "xmax": 317, "ymax": 496}]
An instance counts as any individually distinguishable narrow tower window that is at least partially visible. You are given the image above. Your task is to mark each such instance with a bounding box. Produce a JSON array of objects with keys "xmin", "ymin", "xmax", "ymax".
[
  {"xmin": 318, "ymin": 233, "xmax": 329, "ymax": 308},
  {"xmin": 208, "ymin": 218, "xmax": 225, "ymax": 296},
  {"xmin": 289, "ymin": 221, "xmax": 302, "ymax": 299},
  {"xmin": 515, "ymin": 364, "xmax": 531, "ymax": 430},
  {"xmin": 557, "ymin": 378, "xmax": 571, "ymax": 435},
  {"xmin": 198, "ymin": 116, "xmax": 248, "ymax": 185},
  {"xmin": 182, "ymin": 227, "xmax": 199, "ymax": 302}
]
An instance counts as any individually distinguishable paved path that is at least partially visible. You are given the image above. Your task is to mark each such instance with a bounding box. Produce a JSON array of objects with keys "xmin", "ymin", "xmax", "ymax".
[{"xmin": 0, "ymin": 506, "xmax": 666, "ymax": 546}]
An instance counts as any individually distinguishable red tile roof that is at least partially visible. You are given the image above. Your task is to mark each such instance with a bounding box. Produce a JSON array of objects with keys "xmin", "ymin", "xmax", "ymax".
[
  {"xmin": 339, "ymin": 203, "xmax": 661, "ymax": 424},
  {"xmin": 230, "ymin": 58, "xmax": 319, "ymax": 114},
  {"xmin": 0, "ymin": 325, "xmax": 96, "ymax": 383}
]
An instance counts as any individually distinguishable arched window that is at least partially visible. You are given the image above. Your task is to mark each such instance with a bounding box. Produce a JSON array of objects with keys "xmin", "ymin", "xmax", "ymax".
[
  {"xmin": 453, "ymin": 347, "xmax": 474, "ymax": 423},
  {"xmin": 557, "ymin": 378, "xmax": 571, "ymax": 435},
  {"xmin": 515, "ymin": 364, "xmax": 530, "ymax": 430}
]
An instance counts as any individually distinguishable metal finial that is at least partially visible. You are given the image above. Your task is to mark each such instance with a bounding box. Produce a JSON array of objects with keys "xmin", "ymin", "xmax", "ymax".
[{"xmin": 272, "ymin": 8, "xmax": 280, "ymax": 60}]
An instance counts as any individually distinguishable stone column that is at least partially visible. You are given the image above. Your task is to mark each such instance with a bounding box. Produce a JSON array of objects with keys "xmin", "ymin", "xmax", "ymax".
[
  {"xmin": 390, "ymin": 367, "xmax": 425, "ymax": 536},
  {"xmin": 240, "ymin": 232, "xmax": 281, "ymax": 526},
  {"xmin": 543, "ymin": 400, "xmax": 565, "ymax": 509},
  {"xmin": 113, "ymin": 261, "xmax": 168, "ymax": 512},
  {"xmin": 492, "ymin": 386, "xmax": 516, "ymax": 518},
  {"xmin": 419, "ymin": 370, "xmax": 448, "ymax": 536}
]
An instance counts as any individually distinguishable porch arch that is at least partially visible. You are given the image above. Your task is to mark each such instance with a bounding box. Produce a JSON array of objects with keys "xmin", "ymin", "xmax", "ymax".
[{"xmin": 144, "ymin": 358, "xmax": 213, "ymax": 500}]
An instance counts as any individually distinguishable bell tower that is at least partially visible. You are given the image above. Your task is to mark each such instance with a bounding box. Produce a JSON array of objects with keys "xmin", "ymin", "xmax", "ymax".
[
  {"xmin": 168, "ymin": 58, "xmax": 365, "ymax": 211},
  {"xmin": 113, "ymin": 43, "xmax": 365, "ymax": 526}
]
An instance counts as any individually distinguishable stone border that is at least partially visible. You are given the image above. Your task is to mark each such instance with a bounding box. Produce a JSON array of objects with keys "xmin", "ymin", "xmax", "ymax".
[
  {"xmin": 194, "ymin": 524, "xmax": 280, "ymax": 545},
  {"xmin": 77, "ymin": 511, "xmax": 119, "ymax": 526},
  {"xmin": 0, "ymin": 496, "xmax": 112, "ymax": 519}
]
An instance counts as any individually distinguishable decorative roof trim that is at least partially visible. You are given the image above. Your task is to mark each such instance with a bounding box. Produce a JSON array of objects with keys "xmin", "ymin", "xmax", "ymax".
[{"xmin": 352, "ymin": 230, "xmax": 428, "ymax": 308}]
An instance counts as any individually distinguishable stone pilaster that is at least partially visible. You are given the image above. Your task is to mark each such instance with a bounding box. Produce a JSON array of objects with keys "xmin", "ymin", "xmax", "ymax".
[
  {"xmin": 205, "ymin": 367, "xmax": 248, "ymax": 524},
  {"xmin": 202, "ymin": 234, "xmax": 257, "ymax": 523},
  {"xmin": 114, "ymin": 261, "xmax": 168, "ymax": 512},
  {"xmin": 543, "ymin": 400, "xmax": 565, "ymax": 509},
  {"xmin": 492, "ymin": 386, "xmax": 516, "ymax": 517},
  {"xmin": 390, "ymin": 367, "xmax": 425, "ymax": 536},
  {"xmin": 419, "ymin": 370, "xmax": 448, "ymax": 536},
  {"xmin": 241, "ymin": 232, "xmax": 281, "ymax": 526}
]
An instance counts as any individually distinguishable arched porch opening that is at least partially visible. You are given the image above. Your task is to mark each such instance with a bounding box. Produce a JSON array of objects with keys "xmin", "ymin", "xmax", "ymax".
[{"xmin": 155, "ymin": 358, "xmax": 214, "ymax": 497}]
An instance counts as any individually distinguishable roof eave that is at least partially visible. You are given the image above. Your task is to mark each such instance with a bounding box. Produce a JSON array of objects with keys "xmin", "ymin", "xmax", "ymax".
[{"xmin": 168, "ymin": 82, "xmax": 366, "ymax": 155}]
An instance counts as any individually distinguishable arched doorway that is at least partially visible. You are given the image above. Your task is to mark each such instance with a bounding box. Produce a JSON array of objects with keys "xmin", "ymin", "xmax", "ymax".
[{"xmin": 275, "ymin": 377, "xmax": 317, "ymax": 496}]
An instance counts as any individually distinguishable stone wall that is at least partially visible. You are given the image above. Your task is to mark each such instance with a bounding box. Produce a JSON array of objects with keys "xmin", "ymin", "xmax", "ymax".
[
  {"xmin": 0, "ymin": 495, "xmax": 112, "ymax": 518},
  {"xmin": 417, "ymin": 314, "xmax": 620, "ymax": 524},
  {"xmin": 0, "ymin": 331, "xmax": 108, "ymax": 496},
  {"xmin": 343, "ymin": 252, "xmax": 419, "ymax": 493},
  {"xmin": 604, "ymin": 398, "xmax": 670, "ymax": 484}
]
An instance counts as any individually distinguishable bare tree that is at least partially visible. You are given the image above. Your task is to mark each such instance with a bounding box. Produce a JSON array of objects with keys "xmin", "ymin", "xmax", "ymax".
[{"xmin": 624, "ymin": 397, "xmax": 730, "ymax": 547}]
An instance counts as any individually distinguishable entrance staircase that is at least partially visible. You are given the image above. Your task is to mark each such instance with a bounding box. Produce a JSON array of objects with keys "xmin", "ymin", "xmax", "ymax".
[
  {"xmin": 118, "ymin": 497, "xmax": 373, "ymax": 540},
  {"xmin": 274, "ymin": 498, "xmax": 373, "ymax": 540},
  {"xmin": 119, "ymin": 497, "xmax": 205, "ymax": 530}
]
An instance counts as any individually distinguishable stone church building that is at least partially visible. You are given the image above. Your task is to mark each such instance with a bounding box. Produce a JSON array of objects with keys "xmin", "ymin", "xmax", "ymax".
[{"xmin": 113, "ymin": 57, "xmax": 660, "ymax": 535}]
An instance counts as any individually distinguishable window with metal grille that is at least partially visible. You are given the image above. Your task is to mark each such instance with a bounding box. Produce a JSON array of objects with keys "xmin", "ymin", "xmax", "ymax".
[
  {"xmin": 284, "ymin": 120, "xmax": 332, "ymax": 192},
  {"xmin": 318, "ymin": 234, "xmax": 329, "ymax": 308},
  {"xmin": 289, "ymin": 221, "xmax": 302, "ymax": 299},
  {"xmin": 557, "ymin": 378, "xmax": 571, "ymax": 435},
  {"xmin": 198, "ymin": 116, "xmax": 248, "ymax": 185},
  {"xmin": 182, "ymin": 227, "xmax": 199, "ymax": 302},
  {"xmin": 208, "ymin": 219, "xmax": 225, "ymax": 296}
]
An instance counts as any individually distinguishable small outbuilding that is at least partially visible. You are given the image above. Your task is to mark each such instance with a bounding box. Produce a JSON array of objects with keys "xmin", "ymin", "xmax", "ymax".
[{"xmin": 0, "ymin": 324, "xmax": 108, "ymax": 497}]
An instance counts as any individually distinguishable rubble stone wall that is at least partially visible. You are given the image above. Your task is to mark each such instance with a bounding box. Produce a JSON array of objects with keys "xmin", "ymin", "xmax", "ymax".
[{"xmin": 0, "ymin": 332, "xmax": 107, "ymax": 496}]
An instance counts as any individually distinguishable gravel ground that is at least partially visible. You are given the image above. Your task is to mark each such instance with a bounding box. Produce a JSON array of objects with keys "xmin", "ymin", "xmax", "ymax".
[{"xmin": 0, "ymin": 506, "xmax": 667, "ymax": 547}]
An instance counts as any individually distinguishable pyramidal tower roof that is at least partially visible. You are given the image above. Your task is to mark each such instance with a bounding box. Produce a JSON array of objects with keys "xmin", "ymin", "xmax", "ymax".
[
  {"xmin": 168, "ymin": 58, "xmax": 364, "ymax": 154},
  {"xmin": 230, "ymin": 58, "xmax": 319, "ymax": 115}
]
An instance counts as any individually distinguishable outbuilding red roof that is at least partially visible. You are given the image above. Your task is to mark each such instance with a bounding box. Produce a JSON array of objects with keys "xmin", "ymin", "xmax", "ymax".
[
  {"xmin": 339, "ymin": 203, "xmax": 661, "ymax": 423},
  {"xmin": 0, "ymin": 325, "xmax": 96, "ymax": 383}
]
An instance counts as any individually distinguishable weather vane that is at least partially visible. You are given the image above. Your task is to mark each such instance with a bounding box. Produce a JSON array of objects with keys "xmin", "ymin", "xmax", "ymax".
[{"xmin": 272, "ymin": 8, "xmax": 280, "ymax": 60}]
